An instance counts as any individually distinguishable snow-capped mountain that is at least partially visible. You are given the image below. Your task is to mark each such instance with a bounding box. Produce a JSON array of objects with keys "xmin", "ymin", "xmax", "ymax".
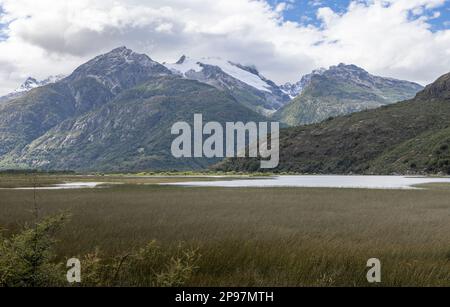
[
  {"xmin": 281, "ymin": 68, "xmax": 326, "ymax": 98},
  {"xmin": 15, "ymin": 77, "xmax": 41, "ymax": 93},
  {"xmin": 0, "ymin": 47, "xmax": 265, "ymax": 171},
  {"xmin": 0, "ymin": 75, "xmax": 66, "ymax": 103},
  {"xmin": 0, "ymin": 46, "xmax": 432, "ymax": 172},
  {"xmin": 165, "ymin": 56, "xmax": 273, "ymax": 92},
  {"xmin": 275, "ymin": 63, "xmax": 424, "ymax": 126},
  {"xmin": 15, "ymin": 75, "xmax": 66, "ymax": 93},
  {"xmin": 164, "ymin": 56, "xmax": 290, "ymax": 115}
]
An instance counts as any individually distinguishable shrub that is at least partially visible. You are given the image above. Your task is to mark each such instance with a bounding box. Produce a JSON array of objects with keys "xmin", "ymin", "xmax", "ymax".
[
  {"xmin": 0, "ymin": 214, "xmax": 68, "ymax": 287},
  {"xmin": 0, "ymin": 215, "xmax": 200, "ymax": 287},
  {"xmin": 80, "ymin": 241, "xmax": 199, "ymax": 287}
]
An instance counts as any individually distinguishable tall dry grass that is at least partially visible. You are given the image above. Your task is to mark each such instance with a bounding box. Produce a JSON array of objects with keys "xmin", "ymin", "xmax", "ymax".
[{"xmin": 1, "ymin": 175, "xmax": 450, "ymax": 286}]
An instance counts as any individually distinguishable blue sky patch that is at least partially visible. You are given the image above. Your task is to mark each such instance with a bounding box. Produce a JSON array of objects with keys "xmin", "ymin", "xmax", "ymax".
[
  {"xmin": 0, "ymin": 5, "xmax": 7, "ymax": 41},
  {"xmin": 268, "ymin": 0, "xmax": 450, "ymax": 31}
]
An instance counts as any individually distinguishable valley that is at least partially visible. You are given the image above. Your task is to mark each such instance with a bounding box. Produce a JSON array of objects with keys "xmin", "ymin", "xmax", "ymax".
[
  {"xmin": 218, "ymin": 73, "xmax": 450, "ymax": 175},
  {"xmin": 1, "ymin": 173, "xmax": 450, "ymax": 286},
  {"xmin": 1, "ymin": 0, "xmax": 449, "ymax": 291},
  {"xmin": 0, "ymin": 47, "xmax": 431, "ymax": 174}
]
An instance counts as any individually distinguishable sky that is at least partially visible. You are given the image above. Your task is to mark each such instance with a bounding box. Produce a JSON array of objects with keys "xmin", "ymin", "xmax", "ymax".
[{"xmin": 0, "ymin": 0, "xmax": 449, "ymax": 95}]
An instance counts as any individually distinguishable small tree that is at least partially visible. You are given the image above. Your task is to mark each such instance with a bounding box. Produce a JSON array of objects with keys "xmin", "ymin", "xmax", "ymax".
[{"xmin": 0, "ymin": 214, "xmax": 69, "ymax": 287}]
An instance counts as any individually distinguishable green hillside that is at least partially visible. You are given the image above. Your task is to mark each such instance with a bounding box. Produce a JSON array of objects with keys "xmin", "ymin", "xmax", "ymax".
[
  {"xmin": 1, "ymin": 76, "xmax": 266, "ymax": 171},
  {"xmin": 274, "ymin": 64, "xmax": 423, "ymax": 126},
  {"xmin": 216, "ymin": 72, "xmax": 450, "ymax": 175}
]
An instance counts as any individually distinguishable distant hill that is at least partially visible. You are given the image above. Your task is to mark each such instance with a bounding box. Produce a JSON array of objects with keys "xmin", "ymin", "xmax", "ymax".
[
  {"xmin": 216, "ymin": 72, "xmax": 450, "ymax": 175},
  {"xmin": 275, "ymin": 64, "xmax": 423, "ymax": 126}
]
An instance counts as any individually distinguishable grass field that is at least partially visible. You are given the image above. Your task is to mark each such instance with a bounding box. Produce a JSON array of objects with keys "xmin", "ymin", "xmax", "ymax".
[{"xmin": 1, "ymin": 174, "xmax": 450, "ymax": 286}]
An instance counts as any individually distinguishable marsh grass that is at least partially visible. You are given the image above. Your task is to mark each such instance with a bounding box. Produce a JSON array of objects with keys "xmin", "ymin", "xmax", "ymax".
[{"xmin": 1, "ymin": 175, "xmax": 450, "ymax": 286}]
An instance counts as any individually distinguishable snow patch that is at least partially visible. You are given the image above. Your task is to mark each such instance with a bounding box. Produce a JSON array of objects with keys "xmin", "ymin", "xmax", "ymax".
[
  {"xmin": 165, "ymin": 56, "xmax": 273, "ymax": 93},
  {"xmin": 14, "ymin": 75, "xmax": 65, "ymax": 94},
  {"xmin": 165, "ymin": 56, "xmax": 203, "ymax": 75}
]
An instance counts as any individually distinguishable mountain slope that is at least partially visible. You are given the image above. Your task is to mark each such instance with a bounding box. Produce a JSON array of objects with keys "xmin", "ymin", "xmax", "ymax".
[
  {"xmin": 274, "ymin": 64, "xmax": 423, "ymax": 126},
  {"xmin": 0, "ymin": 47, "xmax": 172, "ymax": 158},
  {"xmin": 216, "ymin": 72, "xmax": 450, "ymax": 175},
  {"xmin": 0, "ymin": 48, "xmax": 266, "ymax": 171},
  {"xmin": 2, "ymin": 76, "xmax": 266, "ymax": 171},
  {"xmin": 164, "ymin": 56, "xmax": 290, "ymax": 115}
]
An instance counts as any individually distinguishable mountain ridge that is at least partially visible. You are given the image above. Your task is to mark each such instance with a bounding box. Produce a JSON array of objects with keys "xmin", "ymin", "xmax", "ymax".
[
  {"xmin": 0, "ymin": 47, "xmax": 267, "ymax": 171},
  {"xmin": 274, "ymin": 63, "xmax": 424, "ymax": 126},
  {"xmin": 0, "ymin": 47, "xmax": 173, "ymax": 158},
  {"xmin": 0, "ymin": 46, "xmax": 439, "ymax": 173},
  {"xmin": 164, "ymin": 55, "xmax": 291, "ymax": 115},
  {"xmin": 216, "ymin": 72, "xmax": 450, "ymax": 175},
  {"xmin": 0, "ymin": 75, "xmax": 65, "ymax": 104}
]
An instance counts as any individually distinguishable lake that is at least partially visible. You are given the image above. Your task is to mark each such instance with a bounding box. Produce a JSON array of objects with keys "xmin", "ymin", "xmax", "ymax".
[
  {"xmin": 9, "ymin": 182, "xmax": 106, "ymax": 190},
  {"xmin": 163, "ymin": 175, "xmax": 450, "ymax": 190}
]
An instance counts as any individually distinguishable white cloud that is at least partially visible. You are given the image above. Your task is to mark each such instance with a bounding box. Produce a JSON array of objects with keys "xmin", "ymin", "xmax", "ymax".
[
  {"xmin": 0, "ymin": 0, "xmax": 449, "ymax": 95},
  {"xmin": 309, "ymin": 0, "xmax": 324, "ymax": 7},
  {"xmin": 275, "ymin": 2, "xmax": 294, "ymax": 13}
]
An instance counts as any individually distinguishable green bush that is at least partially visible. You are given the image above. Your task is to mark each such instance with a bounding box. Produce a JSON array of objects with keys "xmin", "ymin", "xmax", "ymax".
[{"xmin": 0, "ymin": 214, "xmax": 68, "ymax": 287}]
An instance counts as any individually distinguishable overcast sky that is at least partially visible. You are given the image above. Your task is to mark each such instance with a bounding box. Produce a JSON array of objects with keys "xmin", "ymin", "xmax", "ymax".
[{"xmin": 0, "ymin": 0, "xmax": 449, "ymax": 95}]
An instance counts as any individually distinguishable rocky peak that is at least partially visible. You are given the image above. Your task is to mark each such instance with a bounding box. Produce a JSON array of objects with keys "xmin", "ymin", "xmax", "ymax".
[
  {"xmin": 16, "ymin": 77, "xmax": 39, "ymax": 92},
  {"xmin": 417, "ymin": 73, "xmax": 450, "ymax": 100},
  {"xmin": 176, "ymin": 55, "xmax": 187, "ymax": 65},
  {"xmin": 327, "ymin": 63, "xmax": 370, "ymax": 79},
  {"xmin": 14, "ymin": 75, "xmax": 65, "ymax": 94},
  {"xmin": 336, "ymin": 63, "xmax": 365, "ymax": 71},
  {"xmin": 232, "ymin": 63, "xmax": 261, "ymax": 76},
  {"xmin": 109, "ymin": 46, "xmax": 131, "ymax": 54},
  {"xmin": 73, "ymin": 47, "xmax": 162, "ymax": 73},
  {"xmin": 67, "ymin": 47, "xmax": 172, "ymax": 94},
  {"xmin": 281, "ymin": 68, "xmax": 326, "ymax": 98}
]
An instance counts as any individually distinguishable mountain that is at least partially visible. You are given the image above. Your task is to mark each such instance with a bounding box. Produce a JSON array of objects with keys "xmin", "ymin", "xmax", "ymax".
[
  {"xmin": 7, "ymin": 77, "xmax": 266, "ymax": 171},
  {"xmin": 0, "ymin": 47, "xmax": 266, "ymax": 171},
  {"xmin": 0, "ymin": 47, "xmax": 172, "ymax": 158},
  {"xmin": 15, "ymin": 77, "xmax": 41, "ymax": 93},
  {"xmin": 274, "ymin": 64, "xmax": 423, "ymax": 126},
  {"xmin": 15, "ymin": 75, "xmax": 66, "ymax": 93},
  {"xmin": 0, "ymin": 47, "xmax": 438, "ymax": 173},
  {"xmin": 164, "ymin": 56, "xmax": 290, "ymax": 115},
  {"xmin": 0, "ymin": 75, "xmax": 65, "ymax": 103},
  {"xmin": 215, "ymin": 72, "xmax": 450, "ymax": 175},
  {"xmin": 280, "ymin": 68, "xmax": 326, "ymax": 98}
]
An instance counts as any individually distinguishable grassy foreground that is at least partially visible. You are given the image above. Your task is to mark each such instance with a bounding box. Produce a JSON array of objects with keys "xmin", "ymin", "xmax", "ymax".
[{"xmin": 1, "ymin": 175, "xmax": 450, "ymax": 286}]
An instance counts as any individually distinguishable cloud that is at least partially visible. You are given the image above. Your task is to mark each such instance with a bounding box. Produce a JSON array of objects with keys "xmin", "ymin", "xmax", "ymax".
[
  {"xmin": 309, "ymin": 0, "xmax": 324, "ymax": 7},
  {"xmin": 0, "ymin": 0, "xmax": 449, "ymax": 95},
  {"xmin": 275, "ymin": 2, "xmax": 294, "ymax": 13}
]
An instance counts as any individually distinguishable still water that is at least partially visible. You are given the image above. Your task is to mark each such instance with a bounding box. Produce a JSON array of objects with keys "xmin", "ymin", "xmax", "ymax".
[{"xmin": 164, "ymin": 175, "xmax": 450, "ymax": 190}]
